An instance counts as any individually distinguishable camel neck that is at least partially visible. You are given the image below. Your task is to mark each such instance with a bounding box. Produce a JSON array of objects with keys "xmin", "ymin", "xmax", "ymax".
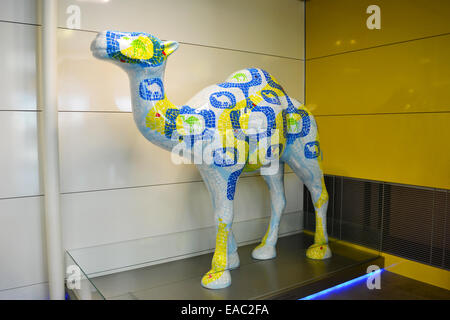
[{"xmin": 127, "ymin": 67, "xmax": 179, "ymax": 152}]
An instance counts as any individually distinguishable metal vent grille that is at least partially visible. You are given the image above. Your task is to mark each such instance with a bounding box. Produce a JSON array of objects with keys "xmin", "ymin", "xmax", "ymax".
[
  {"xmin": 443, "ymin": 191, "xmax": 449, "ymax": 269},
  {"xmin": 431, "ymin": 190, "xmax": 447, "ymax": 268},
  {"xmin": 341, "ymin": 178, "xmax": 382, "ymax": 249},
  {"xmin": 302, "ymin": 175, "xmax": 449, "ymax": 270},
  {"xmin": 382, "ymin": 185, "xmax": 434, "ymax": 264}
]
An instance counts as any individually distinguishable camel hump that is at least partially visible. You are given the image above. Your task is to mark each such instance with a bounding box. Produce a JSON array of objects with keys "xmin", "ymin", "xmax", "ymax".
[
  {"xmin": 184, "ymin": 67, "xmax": 292, "ymax": 112},
  {"xmin": 225, "ymin": 68, "xmax": 254, "ymax": 83},
  {"xmin": 224, "ymin": 68, "xmax": 269, "ymax": 84}
]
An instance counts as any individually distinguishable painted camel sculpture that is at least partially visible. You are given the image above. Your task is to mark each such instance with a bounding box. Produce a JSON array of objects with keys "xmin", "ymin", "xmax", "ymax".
[{"xmin": 91, "ymin": 31, "xmax": 331, "ymax": 289}]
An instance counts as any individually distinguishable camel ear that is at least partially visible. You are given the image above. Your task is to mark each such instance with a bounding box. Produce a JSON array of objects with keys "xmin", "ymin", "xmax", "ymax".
[{"xmin": 163, "ymin": 40, "xmax": 179, "ymax": 56}]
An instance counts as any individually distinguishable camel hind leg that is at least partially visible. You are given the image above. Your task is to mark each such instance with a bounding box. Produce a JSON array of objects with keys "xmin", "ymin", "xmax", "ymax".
[
  {"xmin": 252, "ymin": 163, "xmax": 286, "ymax": 260},
  {"xmin": 282, "ymin": 103, "xmax": 332, "ymax": 260}
]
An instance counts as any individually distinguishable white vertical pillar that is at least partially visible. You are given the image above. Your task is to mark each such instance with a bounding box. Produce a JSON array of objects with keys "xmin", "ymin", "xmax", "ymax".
[{"xmin": 41, "ymin": 0, "xmax": 65, "ymax": 300}]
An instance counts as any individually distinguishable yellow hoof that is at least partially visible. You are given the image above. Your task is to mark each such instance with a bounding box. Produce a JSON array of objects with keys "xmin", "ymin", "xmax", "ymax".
[
  {"xmin": 306, "ymin": 243, "xmax": 332, "ymax": 260},
  {"xmin": 201, "ymin": 269, "xmax": 231, "ymax": 289}
]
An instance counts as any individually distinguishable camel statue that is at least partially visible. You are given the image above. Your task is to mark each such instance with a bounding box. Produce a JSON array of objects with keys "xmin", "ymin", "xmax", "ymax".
[{"xmin": 91, "ymin": 31, "xmax": 331, "ymax": 290}]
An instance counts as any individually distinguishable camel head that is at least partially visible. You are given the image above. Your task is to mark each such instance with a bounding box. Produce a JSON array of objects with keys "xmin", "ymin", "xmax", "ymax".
[{"xmin": 91, "ymin": 31, "xmax": 179, "ymax": 72}]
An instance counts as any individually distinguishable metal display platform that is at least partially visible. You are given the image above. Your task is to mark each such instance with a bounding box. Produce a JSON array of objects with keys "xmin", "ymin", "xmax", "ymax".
[{"xmin": 67, "ymin": 233, "xmax": 383, "ymax": 300}]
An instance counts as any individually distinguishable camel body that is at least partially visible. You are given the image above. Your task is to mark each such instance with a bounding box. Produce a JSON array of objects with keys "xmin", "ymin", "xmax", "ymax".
[{"xmin": 91, "ymin": 31, "xmax": 331, "ymax": 289}]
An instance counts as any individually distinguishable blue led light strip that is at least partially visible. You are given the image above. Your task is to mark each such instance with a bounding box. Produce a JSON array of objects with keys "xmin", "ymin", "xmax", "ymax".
[{"xmin": 299, "ymin": 268, "xmax": 384, "ymax": 300}]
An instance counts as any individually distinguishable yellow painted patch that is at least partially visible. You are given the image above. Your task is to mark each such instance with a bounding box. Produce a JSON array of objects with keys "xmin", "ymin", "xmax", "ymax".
[
  {"xmin": 274, "ymin": 112, "xmax": 285, "ymax": 141},
  {"xmin": 255, "ymin": 228, "xmax": 270, "ymax": 250},
  {"xmin": 314, "ymin": 215, "xmax": 327, "ymax": 245},
  {"xmin": 306, "ymin": 243, "xmax": 330, "ymax": 259},
  {"xmin": 145, "ymin": 97, "xmax": 176, "ymax": 134},
  {"xmin": 202, "ymin": 222, "xmax": 229, "ymax": 286},
  {"xmin": 121, "ymin": 35, "xmax": 154, "ymax": 60},
  {"xmin": 245, "ymin": 142, "xmax": 267, "ymax": 172},
  {"xmin": 238, "ymin": 110, "xmax": 250, "ymax": 132},
  {"xmin": 176, "ymin": 114, "xmax": 204, "ymax": 135}
]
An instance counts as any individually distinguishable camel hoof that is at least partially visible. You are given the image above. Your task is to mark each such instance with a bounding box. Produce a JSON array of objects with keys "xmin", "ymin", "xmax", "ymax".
[
  {"xmin": 252, "ymin": 244, "xmax": 276, "ymax": 260},
  {"xmin": 306, "ymin": 243, "xmax": 332, "ymax": 260},
  {"xmin": 201, "ymin": 270, "xmax": 231, "ymax": 289}
]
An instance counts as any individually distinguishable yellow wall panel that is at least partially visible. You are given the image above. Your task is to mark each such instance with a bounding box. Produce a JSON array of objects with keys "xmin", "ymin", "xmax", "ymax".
[
  {"xmin": 307, "ymin": 35, "xmax": 450, "ymax": 115},
  {"xmin": 306, "ymin": 0, "xmax": 450, "ymax": 58},
  {"xmin": 316, "ymin": 113, "xmax": 450, "ymax": 189}
]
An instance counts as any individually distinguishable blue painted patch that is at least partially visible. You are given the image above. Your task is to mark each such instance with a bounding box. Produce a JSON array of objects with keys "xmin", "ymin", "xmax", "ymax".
[
  {"xmin": 230, "ymin": 110, "xmax": 241, "ymax": 129},
  {"xmin": 285, "ymin": 109, "xmax": 311, "ymax": 144},
  {"xmin": 227, "ymin": 169, "xmax": 243, "ymax": 200},
  {"xmin": 298, "ymin": 110, "xmax": 311, "ymax": 137},
  {"xmin": 227, "ymin": 109, "xmax": 245, "ymax": 141},
  {"xmin": 209, "ymin": 91, "xmax": 236, "ymax": 109},
  {"xmin": 213, "ymin": 148, "xmax": 238, "ymax": 167},
  {"xmin": 164, "ymin": 108, "xmax": 180, "ymax": 138},
  {"xmin": 261, "ymin": 90, "xmax": 281, "ymax": 105},
  {"xmin": 304, "ymin": 141, "xmax": 320, "ymax": 159},
  {"xmin": 139, "ymin": 78, "xmax": 164, "ymax": 101},
  {"xmin": 218, "ymin": 69, "xmax": 262, "ymax": 109},
  {"xmin": 262, "ymin": 69, "xmax": 295, "ymax": 108}
]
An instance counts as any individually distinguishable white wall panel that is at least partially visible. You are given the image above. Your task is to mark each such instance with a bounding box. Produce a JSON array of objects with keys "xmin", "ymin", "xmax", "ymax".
[
  {"xmin": 0, "ymin": 22, "xmax": 38, "ymax": 110},
  {"xmin": 0, "ymin": 196, "xmax": 47, "ymax": 291},
  {"xmin": 0, "ymin": 112, "xmax": 41, "ymax": 199},
  {"xmin": 58, "ymin": 112, "xmax": 201, "ymax": 193},
  {"xmin": 62, "ymin": 173, "xmax": 302, "ymax": 250},
  {"xmin": 0, "ymin": 0, "xmax": 40, "ymax": 25},
  {"xmin": 57, "ymin": 29, "xmax": 304, "ymax": 112},
  {"xmin": 58, "ymin": 0, "xmax": 304, "ymax": 59},
  {"xmin": 0, "ymin": 282, "xmax": 49, "ymax": 300}
]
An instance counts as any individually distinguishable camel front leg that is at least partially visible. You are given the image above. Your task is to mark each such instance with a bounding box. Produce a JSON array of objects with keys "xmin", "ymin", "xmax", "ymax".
[
  {"xmin": 198, "ymin": 164, "xmax": 243, "ymax": 289},
  {"xmin": 198, "ymin": 165, "xmax": 240, "ymax": 271},
  {"xmin": 201, "ymin": 197, "xmax": 234, "ymax": 289}
]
